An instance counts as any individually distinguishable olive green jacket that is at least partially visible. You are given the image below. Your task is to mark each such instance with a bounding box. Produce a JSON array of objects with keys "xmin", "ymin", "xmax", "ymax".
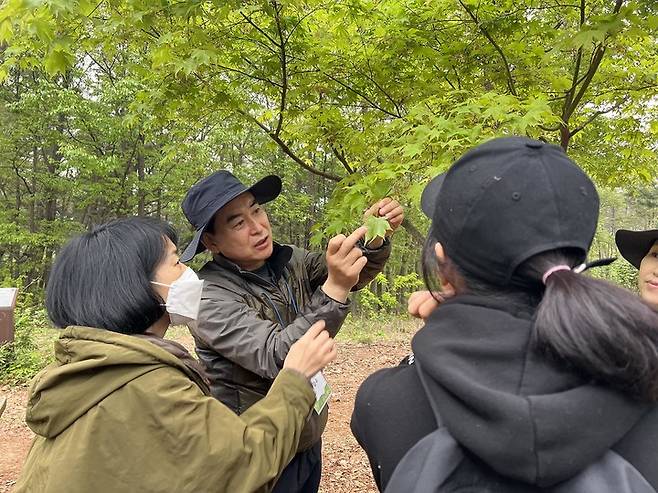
[{"xmin": 15, "ymin": 326, "xmax": 314, "ymax": 493}]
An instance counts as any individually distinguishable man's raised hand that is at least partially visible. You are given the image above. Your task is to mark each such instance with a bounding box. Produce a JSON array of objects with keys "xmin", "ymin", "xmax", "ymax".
[
  {"xmin": 322, "ymin": 226, "xmax": 369, "ymax": 303},
  {"xmin": 363, "ymin": 198, "xmax": 404, "ymax": 248}
]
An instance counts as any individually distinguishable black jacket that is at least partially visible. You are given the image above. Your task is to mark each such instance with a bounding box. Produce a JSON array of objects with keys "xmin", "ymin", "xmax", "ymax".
[
  {"xmin": 351, "ymin": 295, "xmax": 658, "ymax": 491},
  {"xmin": 194, "ymin": 240, "xmax": 391, "ymax": 452}
]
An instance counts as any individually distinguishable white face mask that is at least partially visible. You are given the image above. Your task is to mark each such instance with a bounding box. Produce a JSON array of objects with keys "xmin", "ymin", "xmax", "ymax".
[{"xmin": 151, "ymin": 267, "xmax": 204, "ymax": 328}]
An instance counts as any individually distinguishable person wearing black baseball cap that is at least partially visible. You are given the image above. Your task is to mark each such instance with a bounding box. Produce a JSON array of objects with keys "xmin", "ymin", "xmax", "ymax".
[
  {"xmin": 180, "ymin": 170, "xmax": 403, "ymax": 493},
  {"xmin": 616, "ymin": 227, "xmax": 658, "ymax": 309},
  {"xmin": 351, "ymin": 136, "xmax": 658, "ymax": 492}
]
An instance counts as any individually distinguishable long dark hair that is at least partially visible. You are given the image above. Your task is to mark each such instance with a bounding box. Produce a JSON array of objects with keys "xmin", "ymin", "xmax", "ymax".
[
  {"xmin": 422, "ymin": 232, "xmax": 658, "ymax": 401},
  {"xmin": 46, "ymin": 217, "xmax": 178, "ymax": 335}
]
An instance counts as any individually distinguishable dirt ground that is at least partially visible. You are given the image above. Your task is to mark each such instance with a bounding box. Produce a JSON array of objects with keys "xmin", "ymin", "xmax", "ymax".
[{"xmin": 0, "ymin": 338, "xmax": 410, "ymax": 492}]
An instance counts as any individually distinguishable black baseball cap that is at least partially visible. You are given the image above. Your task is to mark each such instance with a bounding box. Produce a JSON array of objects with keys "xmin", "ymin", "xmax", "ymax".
[
  {"xmin": 180, "ymin": 171, "xmax": 282, "ymax": 262},
  {"xmin": 421, "ymin": 136, "xmax": 599, "ymax": 286},
  {"xmin": 615, "ymin": 228, "xmax": 658, "ymax": 269}
]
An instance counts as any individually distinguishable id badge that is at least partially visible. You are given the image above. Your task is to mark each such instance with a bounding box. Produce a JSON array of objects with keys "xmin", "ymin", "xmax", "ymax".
[{"xmin": 310, "ymin": 371, "xmax": 332, "ymax": 414}]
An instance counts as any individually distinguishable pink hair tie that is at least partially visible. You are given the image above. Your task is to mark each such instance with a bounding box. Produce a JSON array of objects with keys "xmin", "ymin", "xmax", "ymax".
[{"xmin": 542, "ymin": 265, "xmax": 571, "ymax": 285}]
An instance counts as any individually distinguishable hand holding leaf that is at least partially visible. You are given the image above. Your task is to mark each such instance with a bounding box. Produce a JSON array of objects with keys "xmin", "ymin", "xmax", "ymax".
[
  {"xmin": 363, "ymin": 197, "xmax": 405, "ymax": 246},
  {"xmin": 365, "ymin": 215, "xmax": 391, "ymax": 244}
]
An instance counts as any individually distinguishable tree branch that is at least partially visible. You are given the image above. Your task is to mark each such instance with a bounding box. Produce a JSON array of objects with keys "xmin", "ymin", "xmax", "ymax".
[
  {"xmin": 458, "ymin": 0, "xmax": 517, "ymax": 96},
  {"xmin": 569, "ymin": 97, "xmax": 629, "ymax": 137},
  {"xmin": 331, "ymin": 146, "xmax": 354, "ymax": 174},
  {"xmin": 401, "ymin": 218, "xmax": 424, "ymax": 245},
  {"xmin": 563, "ymin": 0, "xmax": 585, "ymax": 116},
  {"xmin": 235, "ymin": 108, "xmax": 343, "ymax": 182},
  {"xmin": 568, "ymin": 110, "xmax": 606, "ymax": 137},
  {"xmin": 324, "ymin": 72, "xmax": 402, "ymax": 118},
  {"xmin": 284, "ymin": 5, "xmax": 325, "ymax": 45},
  {"xmin": 272, "ymin": 1, "xmax": 287, "ymax": 137},
  {"xmin": 11, "ymin": 161, "xmax": 33, "ymax": 195},
  {"xmin": 240, "ymin": 11, "xmax": 281, "ymax": 48},
  {"xmin": 563, "ymin": 0, "xmax": 625, "ymax": 124},
  {"xmin": 228, "ymin": 34, "xmax": 279, "ymax": 56},
  {"xmin": 364, "ymin": 58, "xmax": 405, "ymax": 117},
  {"xmin": 214, "ymin": 62, "xmax": 283, "ymax": 88},
  {"xmin": 269, "ymin": 133, "xmax": 342, "ymax": 182}
]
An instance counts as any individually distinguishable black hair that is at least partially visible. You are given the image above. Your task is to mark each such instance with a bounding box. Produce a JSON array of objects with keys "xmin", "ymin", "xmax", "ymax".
[
  {"xmin": 524, "ymin": 251, "xmax": 658, "ymax": 401},
  {"xmin": 46, "ymin": 217, "xmax": 178, "ymax": 335},
  {"xmin": 204, "ymin": 216, "xmax": 216, "ymax": 235},
  {"xmin": 421, "ymin": 227, "xmax": 540, "ymax": 309},
  {"xmin": 423, "ymin": 229, "xmax": 658, "ymax": 401}
]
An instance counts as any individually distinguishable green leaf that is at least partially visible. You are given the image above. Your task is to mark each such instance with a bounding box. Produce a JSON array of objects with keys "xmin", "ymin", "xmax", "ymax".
[
  {"xmin": 571, "ymin": 28, "xmax": 606, "ymax": 47},
  {"xmin": 151, "ymin": 46, "xmax": 173, "ymax": 68},
  {"xmin": 364, "ymin": 215, "xmax": 391, "ymax": 244},
  {"xmin": 648, "ymin": 16, "xmax": 658, "ymax": 30},
  {"xmin": 27, "ymin": 16, "xmax": 55, "ymax": 43},
  {"xmin": 44, "ymin": 48, "xmax": 72, "ymax": 75},
  {"xmin": 0, "ymin": 19, "xmax": 13, "ymax": 43}
]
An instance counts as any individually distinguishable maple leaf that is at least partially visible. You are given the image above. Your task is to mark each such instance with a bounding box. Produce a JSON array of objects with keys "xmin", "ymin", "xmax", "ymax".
[{"xmin": 364, "ymin": 215, "xmax": 391, "ymax": 245}]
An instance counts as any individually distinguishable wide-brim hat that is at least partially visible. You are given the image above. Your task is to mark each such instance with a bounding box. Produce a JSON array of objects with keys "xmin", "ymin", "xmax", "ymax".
[
  {"xmin": 615, "ymin": 229, "xmax": 658, "ymax": 269},
  {"xmin": 180, "ymin": 171, "xmax": 281, "ymax": 263}
]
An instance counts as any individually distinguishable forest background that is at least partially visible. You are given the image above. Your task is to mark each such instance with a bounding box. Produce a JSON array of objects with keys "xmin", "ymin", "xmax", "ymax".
[{"xmin": 0, "ymin": 0, "xmax": 657, "ymax": 382}]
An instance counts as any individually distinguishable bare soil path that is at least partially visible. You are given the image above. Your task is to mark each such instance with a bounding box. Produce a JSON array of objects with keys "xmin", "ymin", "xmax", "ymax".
[{"xmin": 0, "ymin": 338, "xmax": 410, "ymax": 492}]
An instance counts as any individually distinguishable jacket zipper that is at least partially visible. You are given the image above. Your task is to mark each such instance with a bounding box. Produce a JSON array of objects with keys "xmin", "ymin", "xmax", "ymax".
[{"xmin": 239, "ymin": 268, "xmax": 299, "ymax": 326}]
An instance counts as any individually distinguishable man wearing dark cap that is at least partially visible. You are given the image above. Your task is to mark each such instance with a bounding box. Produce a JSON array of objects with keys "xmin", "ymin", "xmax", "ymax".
[
  {"xmin": 180, "ymin": 170, "xmax": 403, "ymax": 493},
  {"xmin": 616, "ymin": 226, "xmax": 658, "ymax": 309}
]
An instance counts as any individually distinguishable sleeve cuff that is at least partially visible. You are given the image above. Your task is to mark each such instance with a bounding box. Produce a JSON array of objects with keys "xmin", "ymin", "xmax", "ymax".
[
  {"xmin": 358, "ymin": 236, "xmax": 391, "ymax": 254},
  {"xmin": 275, "ymin": 368, "xmax": 316, "ymax": 407},
  {"xmin": 320, "ymin": 287, "xmax": 351, "ymax": 306}
]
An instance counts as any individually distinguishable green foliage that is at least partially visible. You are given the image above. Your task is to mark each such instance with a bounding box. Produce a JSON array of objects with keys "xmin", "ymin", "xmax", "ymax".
[
  {"xmin": 0, "ymin": 303, "xmax": 55, "ymax": 385},
  {"xmin": 592, "ymin": 260, "xmax": 639, "ymax": 292},
  {"xmin": 354, "ymin": 272, "xmax": 423, "ymax": 317},
  {"xmin": 0, "ymin": 0, "xmax": 656, "ymax": 313},
  {"xmin": 335, "ymin": 312, "xmax": 421, "ymax": 344}
]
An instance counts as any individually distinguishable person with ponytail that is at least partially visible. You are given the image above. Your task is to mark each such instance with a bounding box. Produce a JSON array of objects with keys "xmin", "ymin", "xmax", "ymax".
[
  {"xmin": 351, "ymin": 136, "xmax": 658, "ymax": 493},
  {"xmin": 616, "ymin": 226, "xmax": 658, "ymax": 309}
]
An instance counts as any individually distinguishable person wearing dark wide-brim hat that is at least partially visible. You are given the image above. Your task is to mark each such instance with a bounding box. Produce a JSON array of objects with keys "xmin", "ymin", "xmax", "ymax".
[
  {"xmin": 616, "ymin": 227, "xmax": 658, "ymax": 308},
  {"xmin": 180, "ymin": 170, "xmax": 403, "ymax": 493},
  {"xmin": 351, "ymin": 136, "xmax": 658, "ymax": 492}
]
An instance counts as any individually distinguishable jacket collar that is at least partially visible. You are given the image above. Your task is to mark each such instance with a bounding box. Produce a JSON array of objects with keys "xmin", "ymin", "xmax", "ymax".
[
  {"xmin": 212, "ymin": 242, "xmax": 293, "ymax": 283},
  {"xmin": 134, "ymin": 333, "xmax": 211, "ymax": 395}
]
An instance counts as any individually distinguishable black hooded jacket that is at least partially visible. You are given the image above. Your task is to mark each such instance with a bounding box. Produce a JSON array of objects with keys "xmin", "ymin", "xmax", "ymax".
[{"xmin": 351, "ymin": 295, "xmax": 658, "ymax": 491}]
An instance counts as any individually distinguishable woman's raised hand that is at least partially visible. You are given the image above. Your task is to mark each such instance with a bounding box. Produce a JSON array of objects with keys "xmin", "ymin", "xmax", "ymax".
[{"xmin": 407, "ymin": 290, "xmax": 453, "ymax": 320}]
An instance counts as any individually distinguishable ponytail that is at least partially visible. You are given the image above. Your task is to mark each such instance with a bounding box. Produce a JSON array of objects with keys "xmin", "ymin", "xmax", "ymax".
[
  {"xmin": 421, "ymin": 231, "xmax": 658, "ymax": 401},
  {"xmin": 522, "ymin": 251, "xmax": 658, "ymax": 401}
]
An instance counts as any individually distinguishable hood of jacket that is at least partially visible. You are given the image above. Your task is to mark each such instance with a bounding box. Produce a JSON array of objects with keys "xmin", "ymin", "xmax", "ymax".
[
  {"xmin": 25, "ymin": 326, "xmax": 196, "ymax": 439},
  {"xmin": 412, "ymin": 294, "xmax": 650, "ymax": 487}
]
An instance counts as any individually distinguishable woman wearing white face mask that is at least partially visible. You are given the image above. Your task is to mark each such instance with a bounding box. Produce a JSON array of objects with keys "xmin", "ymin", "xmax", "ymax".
[{"xmin": 16, "ymin": 217, "xmax": 336, "ymax": 493}]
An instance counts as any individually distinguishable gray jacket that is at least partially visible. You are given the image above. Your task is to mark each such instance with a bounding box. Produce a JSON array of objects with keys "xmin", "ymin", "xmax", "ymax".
[{"xmin": 193, "ymin": 240, "xmax": 391, "ymax": 450}]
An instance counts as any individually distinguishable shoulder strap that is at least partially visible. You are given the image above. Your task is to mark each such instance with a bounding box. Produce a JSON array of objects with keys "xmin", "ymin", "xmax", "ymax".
[{"xmin": 384, "ymin": 359, "xmax": 464, "ymax": 493}]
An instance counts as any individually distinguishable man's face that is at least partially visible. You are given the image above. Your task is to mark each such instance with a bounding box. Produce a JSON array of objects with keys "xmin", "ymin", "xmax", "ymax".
[
  {"xmin": 639, "ymin": 240, "xmax": 658, "ymax": 309},
  {"xmin": 202, "ymin": 192, "xmax": 273, "ymax": 271}
]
